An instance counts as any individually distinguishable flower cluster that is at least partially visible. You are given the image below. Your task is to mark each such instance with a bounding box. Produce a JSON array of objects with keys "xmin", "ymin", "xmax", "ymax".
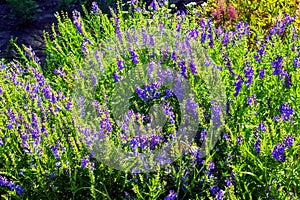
[
  {"xmin": 136, "ymin": 83, "xmax": 162, "ymax": 102},
  {"xmin": 272, "ymin": 143, "xmax": 286, "ymax": 162},
  {"xmin": 279, "ymin": 103, "xmax": 294, "ymax": 121},
  {"xmin": 272, "ymin": 134, "xmax": 294, "ymax": 162},
  {"xmin": 0, "ymin": 175, "xmax": 24, "ymax": 195}
]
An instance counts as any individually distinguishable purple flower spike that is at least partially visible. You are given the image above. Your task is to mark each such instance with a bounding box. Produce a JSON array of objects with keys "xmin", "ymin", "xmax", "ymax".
[
  {"xmin": 279, "ymin": 103, "xmax": 294, "ymax": 121},
  {"xmin": 91, "ymin": 2, "xmax": 99, "ymax": 14},
  {"xmin": 258, "ymin": 121, "xmax": 266, "ymax": 132},
  {"xmin": 233, "ymin": 75, "xmax": 243, "ymax": 97},
  {"xmin": 130, "ymin": 50, "xmax": 139, "ymax": 64},
  {"xmin": 254, "ymin": 139, "xmax": 261, "ymax": 154},
  {"xmin": 81, "ymin": 157, "xmax": 89, "ymax": 168},
  {"xmin": 283, "ymin": 134, "xmax": 294, "ymax": 149},
  {"xmin": 164, "ymin": 190, "xmax": 177, "ymax": 200},
  {"xmin": 244, "ymin": 61, "xmax": 254, "ymax": 87},
  {"xmin": 272, "ymin": 143, "xmax": 286, "ymax": 162},
  {"xmin": 259, "ymin": 68, "xmax": 265, "ymax": 79},
  {"xmin": 113, "ymin": 70, "xmax": 120, "ymax": 82},
  {"xmin": 178, "ymin": 59, "xmax": 187, "ymax": 79},
  {"xmin": 271, "ymin": 56, "xmax": 283, "ymax": 76},
  {"xmin": 73, "ymin": 10, "xmax": 85, "ymax": 37}
]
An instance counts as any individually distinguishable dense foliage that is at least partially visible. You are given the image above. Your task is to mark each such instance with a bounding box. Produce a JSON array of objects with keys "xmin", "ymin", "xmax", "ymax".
[{"xmin": 0, "ymin": 1, "xmax": 299, "ymax": 199}]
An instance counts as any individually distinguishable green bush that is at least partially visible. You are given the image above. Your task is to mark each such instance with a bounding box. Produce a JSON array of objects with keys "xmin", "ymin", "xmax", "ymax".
[
  {"xmin": 6, "ymin": 0, "xmax": 40, "ymax": 24},
  {"xmin": 1, "ymin": 1, "xmax": 299, "ymax": 199}
]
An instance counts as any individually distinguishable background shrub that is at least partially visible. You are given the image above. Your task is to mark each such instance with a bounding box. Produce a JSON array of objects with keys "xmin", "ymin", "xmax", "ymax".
[
  {"xmin": 197, "ymin": 0, "xmax": 300, "ymax": 48},
  {"xmin": 6, "ymin": 0, "xmax": 40, "ymax": 25}
]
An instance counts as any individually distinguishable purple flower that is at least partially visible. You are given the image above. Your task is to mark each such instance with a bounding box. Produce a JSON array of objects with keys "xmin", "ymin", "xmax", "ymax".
[
  {"xmin": 24, "ymin": 46, "xmax": 40, "ymax": 64},
  {"xmin": 226, "ymin": 100, "xmax": 232, "ymax": 116},
  {"xmin": 90, "ymin": 73, "xmax": 97, "ymax": 86},
  {"xmin": 223, "ymin": 55, "xmax": 235, "ymax": 77},
  {"xmin": 15, "ymin": 185, "xmax": 25, "ymax": 195},
  {"xmin": 73, "ymin": 10, "xmax": 85, "ymax": 37},
  {"xmin": 42, "ymin": 85, "xmax": 52, "ymax": 99},
  {"xmin": 114, "ymin": 17, "xmax": 123, "ymax": 43},
  {"xmin": 207, "ymin": 18, "xmax": 214, "ymax": 48},
  {"xmin": 117, "ymin": 59, "xmax": 125, "ymax": 71},
  {"xmin": 200, "ymin": 18, "xmax": 206, "ymax": 43},
  {"xmin": 142, "ymin": 27, "xmax": 148, "ymax": 45},
  {"xmin": 82, "ymin": 39, "xmax": 89, "ymax": 56},
  {"xmin": 272, "ymin": 143, "xmax": 286, "ymax": 162},
  {"xmin": 279, "ymin": 103, "xmax": 294, "ymax": 121},
  {"xmin": 272, "ymin": 56, "xmax": 283, "ymax": 76},
  {"xmin": 188, "ymin": 29, "xmax": 199, "ymax": 39},
  {"xmin": 0, "ymin": 175, "xmax": 24, "ymax": 195},
  {"xmin": 130, "ymin": 50, "xmax": 139, "ymax": 64},
  {"xmin": 7, "ymin": 122, "xmax": 14, "ymax": 130},
  {"xmin": 211, "ymin": 102, "xmax": 221, "ymax": 127},
  {"xmin": 223, "ymin": 33, "xmax": 230, "ymax": 46},
  {"xmin": 173, "ymin": 76, "xmax": 185, "ymax": 101},
  {"xmin": 225, "ymin": 177, "xmax": 231, "ymax": 186},
  {"xmin": 233, "ymin": 75, "xmax": 243, "ymax": 97},
  {"xmin": 178, "ymin": 59, "xmax": 187, "ymax": 79},
  {"xmin": 247, "ymin": 94, "xmax": 256, "ymax": 106},
  {"xmin": 283, "ymin": 134, "xmax": 294, "ymax": 149},
  {"xmin": 8, "ymin": 108, "xmax": 16, "ymax": 122},
  {"xmin": 54, "ymin": 67, "xmax": 65, "ymax": 78},
  {"xmin": 254, "ymin": 41, "xmax": 266, "ymax": 62},
  {"xmin": 113, "ymin": 70, "xmax": 120, "ymax": 82},
  {"xmin": 49, "ymin": 173, "xmax": 56, "ymax": 178},
  {"xmin": 208, "ymin": 161, "xmax": 215, "ymax": 170},
  {"xmin": 258, "ymin": 121, "xmax": 266, "ymax": 132},
  {"xmin": 216, "ymin": 189, "xmax": 224, "ymax": 200},
  {"xmin": 236, "ymin": 134, "xmax": 242, "ymax": 146},
  {"xmin": 91, "ymin": 2, "xmax": 99, "ymax": 14},
  {"xmin": 149, "ymin": 34, "xmax": 155, "ymax": 46},
  {"xmin": 284, "ymin": 73, "xmax": 292, "ymax": 88},
  {"xmin": 273, "ymin": 116, "xmax": 280, "ymax": 122},
  {"xmin": 285, "ymin": 14, "xmax": 296, "ymax": 25},
  {"xmin": 294, "ymin": 56, "xmax": 300, "ymax": 67},
  {"xmin": 164, "ymin": 190, "xmax": 177, "ymax": 200},
  {"xmin": 189, "ymin": 61, "xmax": 197, "ymax": 75},
  {"xmin": 90, "ymin": 162, "xmax": 95, "ymax": 171},
  {"xmin": 244, "ymin": 62, "xmax": 254, "ymax": 87},
  {"xmin": 31, "ymin": 113, "xmax": 39, "ymax": 130},
  {"xmin": 210, "ymin": 186, "xmax": 219, "ymax": 195},
  {"xmin": 150, "ymin": 135, "xmax": 160, "ymax": 150},
  {"xmin": 279, "ymin": 20, "xmax": 286, "ymax": 35},
  {"xmin": 176, "ymin": 22, "xmax": 182, "ymax": 33},
  {"xmin": 259, "ymin": 68, "xmax": 265, "ymax": 79},
  {"xmin": 165, "ymin": 90, "xmax": 174, "ymax": 99},
  {"xmin": 77, "ymin": 70, "xmax": 86, "ymax": 79},
  {"xmin": 66, "ymin": 100, "xmax": 72, "ymax": 111},
  {"xmin": 254, "ymin": 54, "xmax": 262, "ymax": 63},
  {"xmin": 163, "ymin": 103, "xmax": 175, "ymax": 124},
  {"xmin": 136, "ymin": 83, "xmax": 161, "ymax": 102},
  {"xmin": 184, "ymin": 97, "xmax": 198, "ymax": 119},
  {"xmin": 0, "ymin": 86, "xmax": 3, "ymax": 94},
  {"xmin": 149, "ymin": 0, "xmax": 158, "ymax": 11},
  {"xmin": 51, "ymin": 146, "xmax": 60, "ymax": 160},
  {"xmin": 254, "ymin": 139, "xmax": 261, "ymax": 154},
  {"xmin": 197, "ymin": 131, "xmax": 206, "ymax": 143},
  {"xmin": 81, "ymin": 157, "xmax": 89, "ymax": 168}
]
